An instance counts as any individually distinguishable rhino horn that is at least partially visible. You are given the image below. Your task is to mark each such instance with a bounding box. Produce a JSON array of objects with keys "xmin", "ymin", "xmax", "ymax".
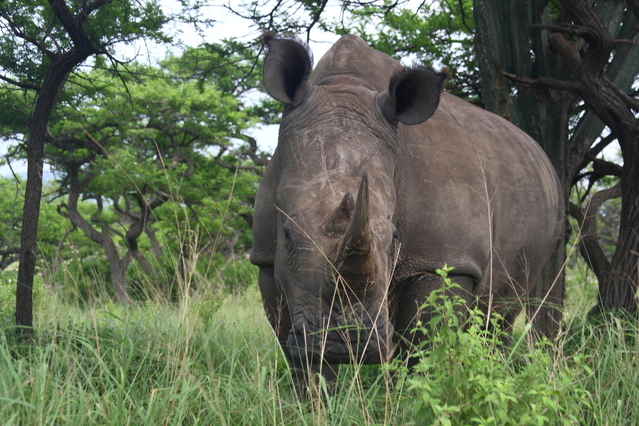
[
  {"xmin": 324, "ymin": 191, "xmax": 355, "ymax": 235},
  {"xmin": 341, "ymin": 172, "xmax": 371, "ymax": 258}
]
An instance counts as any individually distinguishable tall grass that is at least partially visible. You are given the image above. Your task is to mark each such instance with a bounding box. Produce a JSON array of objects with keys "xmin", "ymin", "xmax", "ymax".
[
  {"xmin": 0, "ymin": 261, "xmax": 637, "ymax": 425},
  {"xmin": 0, "ymin": 278, "xmax": 409, "ymax": 425}
]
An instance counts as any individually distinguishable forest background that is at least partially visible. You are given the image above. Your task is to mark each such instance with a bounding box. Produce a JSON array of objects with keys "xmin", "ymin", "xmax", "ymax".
[{"xmin": 0, "ymin": 1, "xmax": 637, "ymax": 423}]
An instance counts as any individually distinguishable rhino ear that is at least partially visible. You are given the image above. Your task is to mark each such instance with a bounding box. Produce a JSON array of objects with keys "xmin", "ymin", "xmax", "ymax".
[
  {"xmin": 380, "ymin": 67, "xmax": 446, "ymax": 125},
  {"xmin": 263, "ymin": 34, "xmax": 313, "ymax": 104}
]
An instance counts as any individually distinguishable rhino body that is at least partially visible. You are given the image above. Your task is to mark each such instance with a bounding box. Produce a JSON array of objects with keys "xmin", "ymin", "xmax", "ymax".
[{"xmin": 251, "ymin": 35, "xmax": 563, "ymax": 375}]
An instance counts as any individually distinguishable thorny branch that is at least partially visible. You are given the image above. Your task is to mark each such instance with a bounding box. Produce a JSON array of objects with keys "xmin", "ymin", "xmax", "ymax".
[{"xmin": 569, "ymin": 183, "xmax": 622, "ymax": 280}]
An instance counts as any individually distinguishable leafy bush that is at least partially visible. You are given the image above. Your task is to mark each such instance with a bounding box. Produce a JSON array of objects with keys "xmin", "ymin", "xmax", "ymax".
[
  {"xmin": 0, "ymin": 275, "xmax": 15, "ymax": 326},
  {"xmin": 217, "ymin": 256, "xmax": 257, "ymax": 294},
  {"xmin": 401, "ymin": 266, "xmax": 591, "ymax": 426},
  {"xmin": 0, "ymin": 266, "xmax": 47, "ymax": 325},
  {"xmin": 49, "ymin": 254, "xmax": 113, "ymax": 304}
]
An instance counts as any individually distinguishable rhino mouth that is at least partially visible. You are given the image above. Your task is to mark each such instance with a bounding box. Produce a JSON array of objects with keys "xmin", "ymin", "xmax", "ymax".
[{"xmin": 285, "ymin": 308, "xmax": 394, "ymax": 364}]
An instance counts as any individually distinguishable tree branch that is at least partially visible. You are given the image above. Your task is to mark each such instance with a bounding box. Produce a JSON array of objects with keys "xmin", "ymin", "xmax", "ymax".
[
  {"xmin": 78, "ymin": 0, "xmax": 111, "ymax": 25},
  {"xmin": 48, "ymin": 0, "xmax": 101, "ymax": 54},
  {"xmin": 569, "ymin": 182, "xmax": 622, "ymax": 280},
  {"xmin": 0, "ymin": 11, "xmax": 56, "ymax": 58},
  {"xmin": 233, "ymin": 133, "xmax": 271, "ymax": 168},
  {"xmin": 0, "ymin": 74, "xmax": 41, "ymax": 92},
  {"xmin": 499, "ymin": 69, "xmax": 580, "ymax": 91},
  {"xmin": 53, "ymin": 225, "xmax": 77, "ymax": 272}
]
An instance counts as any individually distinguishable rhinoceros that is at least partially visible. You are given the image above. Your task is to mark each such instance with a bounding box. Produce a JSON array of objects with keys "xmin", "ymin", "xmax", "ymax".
[{"xmin": 250, "ymin": 34, "xmax": 563, "ymax": 384}]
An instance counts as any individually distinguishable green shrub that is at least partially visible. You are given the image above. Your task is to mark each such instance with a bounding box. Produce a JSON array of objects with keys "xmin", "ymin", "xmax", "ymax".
[
  {"xmin": 0, "ymin": 274, "xmax": 15, "ymax": 325},
  {"xmin": 217, "ymin": 256, "xmax": 257, "ymax": 294},
  {"xmin": 0, "ymin": 266, "xmax": 47, "ymax": 325},
  {"xmin": 401, "ymin": 266, "xmax": 591, "ymax": 426}
]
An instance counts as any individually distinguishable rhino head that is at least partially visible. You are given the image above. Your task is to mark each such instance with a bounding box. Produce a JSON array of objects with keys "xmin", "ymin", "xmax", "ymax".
[{"xmin": 254, "ymin": 34, "xmax": 445, "ymax": 366}]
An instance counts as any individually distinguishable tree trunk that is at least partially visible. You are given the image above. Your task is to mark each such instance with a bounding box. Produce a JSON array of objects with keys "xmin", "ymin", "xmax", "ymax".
[
  {"xmin": 590, "ymin": 128, "xmax": 639, "ymax": 315},
  {"xmin": 59, "ymin": 164, "xmax": 133, "ymax": 303},
  {"xmin": 551, "ymin": 0, "xmax": 639, "ymax": 316},
  {"xmin": 102, "ymin": 227, "xmax": 132, "ymax": 303},
  {"xmin": 14, "ymin": 0, "xmax": 99, "ymax": 336},
  {"xmin": 145, "ymin": 225, "xmax": 164, "ymax": 261},
  {"xmin": 15, "ymin": 55, "xmax": 74, "ymax": 336},
  {"xmin": 122, "ymin": 193, "xmax": 167, "ymax": 276},
  {"xmin": 15, "ymin": 106, "xmax": 46, "ymax": 336}
]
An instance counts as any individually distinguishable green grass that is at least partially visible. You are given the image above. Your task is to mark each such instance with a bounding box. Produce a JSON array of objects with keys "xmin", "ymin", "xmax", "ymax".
[
  {"xmin": 0, "ymin": 286, "xmax": 410, "ymax": 425},
  {"xmin": 0, "ymin": 288, "xmax": 296, "ymax": 425},
  {"xmin": 0, "ymin": 268, "xmax": 637, "ymax": 425}
]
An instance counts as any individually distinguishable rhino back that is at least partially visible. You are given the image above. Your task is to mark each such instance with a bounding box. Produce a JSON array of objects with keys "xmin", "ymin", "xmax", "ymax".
[{"xmin": 394, "ymin": 92, "xmax": 562, "ymax": 289}]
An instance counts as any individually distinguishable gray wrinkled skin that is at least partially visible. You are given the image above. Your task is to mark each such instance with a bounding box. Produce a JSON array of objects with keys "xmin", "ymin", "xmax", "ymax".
[{"xmin": 251, "ymin": 35, "xmax": 563, "ymax": 382}]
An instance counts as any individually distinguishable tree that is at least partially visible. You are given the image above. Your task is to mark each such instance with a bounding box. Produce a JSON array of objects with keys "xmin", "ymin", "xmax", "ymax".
[
  {"xmin": 0, "ymin": 0, "xmax": 170, "ymax": 334},
  {"xmin": 44, "ymin": 55, "xmax": 262, "ymax": 301},
  {"xmin": 333, "ymin": 0, "xmax": 480, "ymax": 103},
  {"xmin": 473, "ymin": 0, "xmax": 639, "ymax": 322}
]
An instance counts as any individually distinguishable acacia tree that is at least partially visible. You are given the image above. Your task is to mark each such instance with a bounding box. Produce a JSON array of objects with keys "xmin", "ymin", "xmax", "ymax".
[
  {"xmin": 45, "ymin": 55, "xmax": 262, "ymax": 301},
  {"xmin": 0, "ymin": 0, "xmax": 173, "ymax": 333}
]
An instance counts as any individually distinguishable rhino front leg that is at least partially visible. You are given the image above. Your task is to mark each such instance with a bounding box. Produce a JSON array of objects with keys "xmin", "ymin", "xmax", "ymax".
[
  {"xmin": 289, "ymin": 362, "xmax": 340, "ymax": 400},
  {"xmin": 394, "ymin": 272, "xmax": 476, "ymax": 356}
]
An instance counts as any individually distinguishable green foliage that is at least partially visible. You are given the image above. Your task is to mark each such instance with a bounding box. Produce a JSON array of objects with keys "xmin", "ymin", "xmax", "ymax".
[
  {"xmin": 0, "ymin": 267, "xmax": 47, "ymax": 326},
  {"xmin": 82, "ymin": 0, "xmax": 170, "ymax": 47},
  {"xmin": 0, "ymin": 45, "xmax": 268, "ymax": 298},
  {"xmin": 0, "ymin": 177, "xmax": 69, "ymax": 269},
  {"xmin": 332, "ymin": 0, "xmax": 480, "ymax": 103},
  {"xmin": 0, "ymin": 177, "xmax": 22, "ymax": 260},
  {"xmin": 50, "ymin": 243, "xmax": 113, "ymax": 303},
  {"xmin": 0, "ymin": 0, "xmax": 170, "ymax": 87},
  {"xmin": 401, "ymin": 266, "xmax": 591, "ymax": 426},
  {"xmin": 0, "ymin": 287, "xmax": 298, "ymax": 425},
  {"xmin": 215, "ymin": 256, "xmax": 258, "ymax": 294},
  {"xmin": 559, "ymin": 315, "xmax": 639, "ymax": 425},
  {"xmin": 0, "ymin": 274, "xmax": 16, "ymax": 325}
]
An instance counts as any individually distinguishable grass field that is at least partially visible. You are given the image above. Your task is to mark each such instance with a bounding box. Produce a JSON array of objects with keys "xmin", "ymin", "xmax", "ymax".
[{"xmin": 0, "ymin": 262, "xmax": 638, "ymax": 425}]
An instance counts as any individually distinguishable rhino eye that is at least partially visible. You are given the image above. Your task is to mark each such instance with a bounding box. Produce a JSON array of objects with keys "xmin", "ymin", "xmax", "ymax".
[
  {"xmin": 283, "ymin": 227, "xmax": 294, "ymax": 252},
  {"xmin": 391, "ymin": 223, "xmax": 399, "ymax": 240}
]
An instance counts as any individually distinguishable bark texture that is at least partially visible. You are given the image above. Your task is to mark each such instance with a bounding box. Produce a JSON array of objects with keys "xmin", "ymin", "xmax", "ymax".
[
  {"xmin": 15, "ymin": 0, "xmax": 104, "ymax": 336},
  {"xmin": 473, "ymin": 0, "xmax": 639, "ymax": 328},
  {"xmin": 553, "ymin": 0, "xmax": 639, "ymax": 315}
]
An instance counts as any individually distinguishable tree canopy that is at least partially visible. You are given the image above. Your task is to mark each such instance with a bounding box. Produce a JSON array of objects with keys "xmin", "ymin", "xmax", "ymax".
[
  {"xmin": 1, "ymin": 37, "xmax": 270, "ymax": 300},
  {"xmin": 0, "ymin": 0, "xmax": 273, "ymax": 332}
]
